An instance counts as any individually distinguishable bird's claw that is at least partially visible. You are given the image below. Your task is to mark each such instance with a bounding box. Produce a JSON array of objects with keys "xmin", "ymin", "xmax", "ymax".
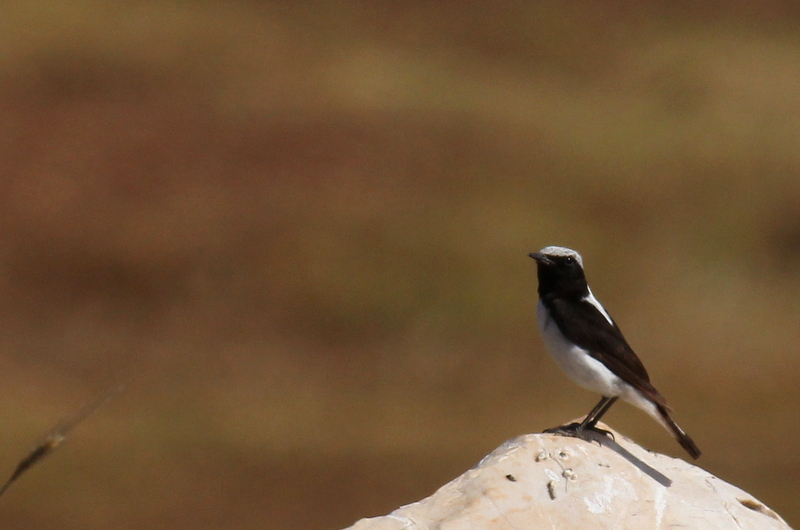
[{"xmin": 587, "ymin": 425, "xmax": 615, "ymax": 442}]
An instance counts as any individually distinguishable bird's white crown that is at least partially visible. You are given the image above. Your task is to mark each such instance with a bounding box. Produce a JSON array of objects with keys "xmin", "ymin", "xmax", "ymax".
[{"xmin": 538, "ymin": 246, "xmax": 584, "ymax": 267}]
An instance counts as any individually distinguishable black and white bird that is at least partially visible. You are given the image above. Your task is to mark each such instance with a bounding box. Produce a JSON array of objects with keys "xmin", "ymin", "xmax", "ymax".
[{"xmin": 529, "ymin": 246, "xmax": 701, "ymax": 459}]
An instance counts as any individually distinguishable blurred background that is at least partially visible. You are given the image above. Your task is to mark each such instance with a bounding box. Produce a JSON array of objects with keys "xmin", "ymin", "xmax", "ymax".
[{"xmin": 0, "ymin": 1, "xmax": 798, "ymax": 528}]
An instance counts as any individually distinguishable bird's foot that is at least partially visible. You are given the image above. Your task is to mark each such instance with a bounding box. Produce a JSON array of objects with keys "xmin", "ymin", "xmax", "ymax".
[
  {"xmin": 543, "ymin": 423, "xmax": 615, "ymax": 444},
  {"xmin": 543, "ymin": 422, "xmax": 582, "ymax": 436}
]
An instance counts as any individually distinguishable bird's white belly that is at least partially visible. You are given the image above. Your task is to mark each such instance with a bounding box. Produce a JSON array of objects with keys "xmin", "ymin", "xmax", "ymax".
[
  {"xmin": 535, "ymin": 301, "xmax": 664, "ymax": 426},
  {"xmin": 536, "ymin": 301, "xmax": 625, "ymax": 397}
]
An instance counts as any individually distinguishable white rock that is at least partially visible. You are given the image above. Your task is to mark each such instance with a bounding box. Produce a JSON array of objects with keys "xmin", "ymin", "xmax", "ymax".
[{"xmin": 343, "ymin": 426, "xmax": 790, "ymax": 530}]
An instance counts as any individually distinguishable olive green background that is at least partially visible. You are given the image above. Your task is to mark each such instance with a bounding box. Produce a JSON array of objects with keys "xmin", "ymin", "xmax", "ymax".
[{"xmin": 0, "ymin": 2, "xmax": 798, "ymax": 528}]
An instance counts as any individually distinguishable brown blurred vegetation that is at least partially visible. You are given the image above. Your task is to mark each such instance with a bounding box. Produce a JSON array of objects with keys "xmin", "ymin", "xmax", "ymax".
[{"xmin": 0, "ymin": 1, "xmax": 799, "ymax": 528}]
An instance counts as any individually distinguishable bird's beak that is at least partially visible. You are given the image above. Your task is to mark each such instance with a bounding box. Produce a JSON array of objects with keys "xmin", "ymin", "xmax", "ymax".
[{"xmin": 528, "ymin": 252, "xmax": 552, "ymax": 265}]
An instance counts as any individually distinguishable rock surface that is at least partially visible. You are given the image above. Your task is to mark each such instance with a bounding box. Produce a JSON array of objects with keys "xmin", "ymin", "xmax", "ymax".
[{"xmin": 344, "ymin": 426, "xmax": 791, "ymax": 530}]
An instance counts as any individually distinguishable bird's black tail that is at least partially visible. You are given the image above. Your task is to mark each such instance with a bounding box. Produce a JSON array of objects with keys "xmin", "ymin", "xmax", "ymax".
[{"xmin": 657, "ymin": 405, "xmax": 701, "ymax": 459}]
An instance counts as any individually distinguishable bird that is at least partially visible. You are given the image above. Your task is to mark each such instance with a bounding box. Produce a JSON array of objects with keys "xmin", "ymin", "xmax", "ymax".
[{"xmin": 529, "ymin": 245, "xmax": 701, "ymax": 459}]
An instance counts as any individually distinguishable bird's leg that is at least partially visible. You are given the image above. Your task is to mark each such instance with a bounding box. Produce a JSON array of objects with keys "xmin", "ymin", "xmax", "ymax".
[
  {"xmin": 544, "ymin": 397, "xmax": 618, "ymax": 441},
  {"xmin": 579, "ymin": 396, "xmax": 617, "ymax": 439},
  {"xmin": 582, "ymin": 396, "xmax": 617, "ymax": 429}
]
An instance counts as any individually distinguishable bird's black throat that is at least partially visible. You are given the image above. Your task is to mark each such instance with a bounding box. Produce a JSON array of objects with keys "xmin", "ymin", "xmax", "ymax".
[{"xmin": 535, "ymin": 260, "xmax": 589, "ymax": 300}]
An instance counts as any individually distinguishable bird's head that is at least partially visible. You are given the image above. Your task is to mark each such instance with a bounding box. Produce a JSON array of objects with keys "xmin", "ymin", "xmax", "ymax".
[{"xmin": 528, "ymin": 246, "xmax": 587, "ymax": 296}]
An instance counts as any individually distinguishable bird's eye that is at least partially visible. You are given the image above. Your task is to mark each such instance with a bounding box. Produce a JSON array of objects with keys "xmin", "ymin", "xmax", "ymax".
[{"xmin": 564, "ymin": 257, "xmax": 574, "ymax": 265}]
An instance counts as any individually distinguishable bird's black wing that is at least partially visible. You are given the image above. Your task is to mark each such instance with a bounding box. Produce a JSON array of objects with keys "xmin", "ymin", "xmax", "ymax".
[{"xmin": 546, "ymin": 296, "xmax": 669, "ymax": 408}]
